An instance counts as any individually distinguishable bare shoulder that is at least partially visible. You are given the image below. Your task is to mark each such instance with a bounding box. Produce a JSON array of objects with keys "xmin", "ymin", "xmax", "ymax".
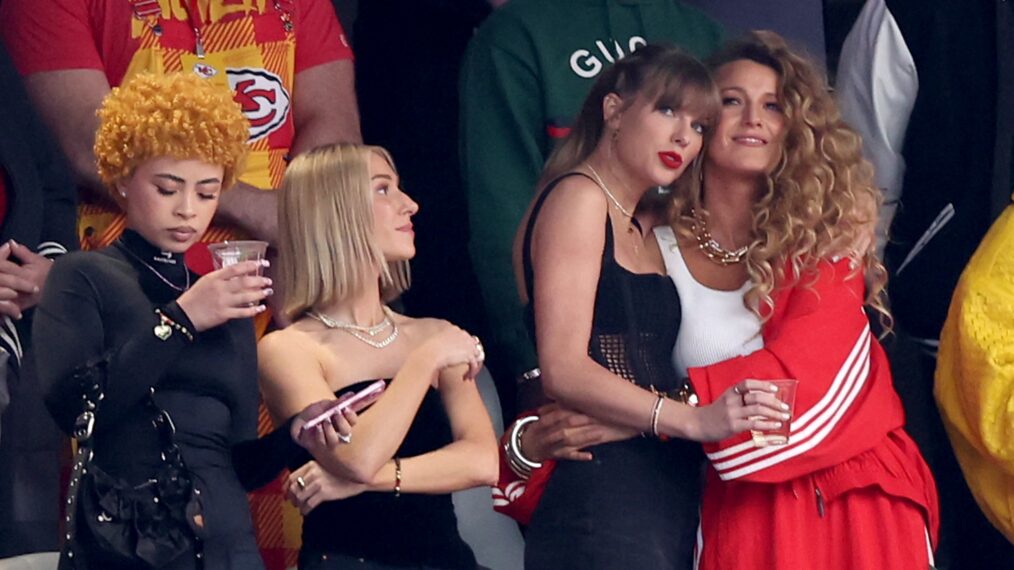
[
  {"xmin": 534, "ymin": 175, "xmax": 608, "ymax": 232},
  {"xmin": 257, "ymin": 326, "xmax": 308, "ymax": 358},
  {"xmin": 540, "ymin": 174, "xmax": 608, "ymax": 213},
  {"xmin": 258, "ymin": 324, "xmax": 333, "ymax": 373},
  {"xmin": 396, "ymin": 314, "xmax": 459, "ymax": 338}
]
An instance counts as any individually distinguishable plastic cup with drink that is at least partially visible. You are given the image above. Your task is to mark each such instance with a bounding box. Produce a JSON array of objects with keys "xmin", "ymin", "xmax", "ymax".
[{"xmin": 750, "ymin": 379, "xmax": 798, "ymax": 447}]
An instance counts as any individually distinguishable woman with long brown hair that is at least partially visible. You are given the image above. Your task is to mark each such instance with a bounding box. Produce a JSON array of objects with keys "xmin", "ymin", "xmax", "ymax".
[{"xmin": 511, "ymin": 43, "xmax": 787, "ymax": 569}]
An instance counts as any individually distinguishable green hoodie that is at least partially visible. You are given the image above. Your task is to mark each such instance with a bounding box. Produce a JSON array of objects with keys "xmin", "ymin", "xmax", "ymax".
[{"xmin": 460, "ymin": 0, "xmax": 722, "ymax": 379}]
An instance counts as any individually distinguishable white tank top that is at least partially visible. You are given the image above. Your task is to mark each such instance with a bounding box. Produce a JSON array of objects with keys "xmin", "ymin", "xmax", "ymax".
[{"xmin": 653, "ymin": 226, "xmax": 764, "ymax": 377}]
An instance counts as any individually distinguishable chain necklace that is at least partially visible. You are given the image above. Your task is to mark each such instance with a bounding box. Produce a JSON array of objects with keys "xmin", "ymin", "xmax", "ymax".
[
  {"xmin": 690, "ymin": 209, "xmax": 750, "ymax": 266},
  {"xmin": 308, "ymin": 306, "xmax": 399, "ymax": 349},
  {"xmin": 116, "ymin": 243, "xmax": 192, "ymax": 292},
  {"xmin": 585, "ymin": 163, "xmax": 636, "ymax": 219}
]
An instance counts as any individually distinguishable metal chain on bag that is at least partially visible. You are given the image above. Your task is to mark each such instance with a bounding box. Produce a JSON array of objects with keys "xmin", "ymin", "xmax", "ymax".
[{"xmin": 63, "ymin": 361, "xmax": 204, "ymax": 569}]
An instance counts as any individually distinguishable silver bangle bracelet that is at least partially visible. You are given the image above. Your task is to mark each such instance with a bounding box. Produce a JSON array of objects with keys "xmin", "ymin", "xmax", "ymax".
[
  {"xmin": 506, "ymin": 416, "xmax": 543, "ymax": 478},
  {"xmin": 517, "ymin": 367, "xmax": 542, "ymax": 384}
]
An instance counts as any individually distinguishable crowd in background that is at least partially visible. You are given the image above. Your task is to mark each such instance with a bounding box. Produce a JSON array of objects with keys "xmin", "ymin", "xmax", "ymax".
[{"xmin": 0, "ymin": 0, "xmax": 1010, "ymax": 569}]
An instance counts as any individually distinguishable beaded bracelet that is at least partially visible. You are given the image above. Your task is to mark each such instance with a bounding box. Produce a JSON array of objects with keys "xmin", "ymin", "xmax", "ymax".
[{"xmin": 153, "ymin": 309, "xmax": 194, "ymax": 343}]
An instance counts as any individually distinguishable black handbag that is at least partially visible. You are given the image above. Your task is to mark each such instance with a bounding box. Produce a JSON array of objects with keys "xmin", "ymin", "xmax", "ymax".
[{"xmin": 62, "ymin": 358, "xmax": 206, "ymax": 569}]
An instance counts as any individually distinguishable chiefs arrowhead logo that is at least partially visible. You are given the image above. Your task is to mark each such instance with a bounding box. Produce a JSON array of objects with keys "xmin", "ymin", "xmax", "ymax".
[
  {"xmin": 193, "ymin": 62, "xmax": 218, "ymax": 79},
  {"xmin": 226, "ymin": 68, "xmax": 291, "ymax": 141}
]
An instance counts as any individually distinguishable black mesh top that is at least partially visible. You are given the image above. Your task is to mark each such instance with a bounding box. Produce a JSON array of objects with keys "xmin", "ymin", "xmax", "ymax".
[{"xmin": 522, "ymin": 173, "xmax": 682, "ymax": 395}]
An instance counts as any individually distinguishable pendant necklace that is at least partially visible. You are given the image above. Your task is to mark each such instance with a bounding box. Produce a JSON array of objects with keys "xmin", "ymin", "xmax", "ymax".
[
  {"xmin": 117, "ymin": 243, "xmax": 191, "ymax": 292},
  {"xmin": 586, "ymin": 163, "xmax": 636, "ymax": 219},
  {"xmin": 585, "ymin": 163, "xmax": 643, "ymax": 254},
  {"xmin": 308, "ymin": 306, "xmax": 399, "ymax": 349}
]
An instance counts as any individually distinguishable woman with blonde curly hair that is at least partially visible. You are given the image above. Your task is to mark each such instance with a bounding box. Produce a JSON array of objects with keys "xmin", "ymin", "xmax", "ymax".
[
  {"xmin": 33, "ymin": 73, "xmax": 348, "ymax": 570},
  {"xmin": 655, "ymin": 31, "xmax": 939, "ymax": 569}
]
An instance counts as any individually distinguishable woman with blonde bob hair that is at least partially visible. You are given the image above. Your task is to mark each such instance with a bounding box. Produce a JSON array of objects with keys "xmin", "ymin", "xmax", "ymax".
[
  {"xmin": 34, "ymin": 73, "xmax": 346, "ymax": 570},
  {"xmin": 275, "ymin": 145, "xmax": 410, "ymax": 317},
  {"xmin": 259, "ymin": 143, "xmax": 498, "ymax": 570},
  {"xmin": 655, "ymin": 32, "xmax": 940, "ymax": 569}
]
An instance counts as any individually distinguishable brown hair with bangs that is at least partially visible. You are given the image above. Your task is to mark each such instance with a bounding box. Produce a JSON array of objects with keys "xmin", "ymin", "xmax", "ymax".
[{"xmin": 539, "ymin": 43, "xmax": 720, "ymax": 190}]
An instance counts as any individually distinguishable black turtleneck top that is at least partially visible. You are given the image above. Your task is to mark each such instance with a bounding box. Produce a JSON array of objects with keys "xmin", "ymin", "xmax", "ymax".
[{"xmin": 32, "ymin": 230, "xmax": 290, "ymax": 570}]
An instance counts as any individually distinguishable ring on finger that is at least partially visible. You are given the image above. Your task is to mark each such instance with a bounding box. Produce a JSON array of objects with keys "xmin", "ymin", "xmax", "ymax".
[{"xmin": 296, "ymin": 476, "xmax": 307, "ymax": 490}]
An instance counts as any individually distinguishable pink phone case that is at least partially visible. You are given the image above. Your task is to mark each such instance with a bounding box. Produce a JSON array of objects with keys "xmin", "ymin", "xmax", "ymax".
[{"xmin": 300, "ymin": 379, "xmax": 386, "ymax": 433}]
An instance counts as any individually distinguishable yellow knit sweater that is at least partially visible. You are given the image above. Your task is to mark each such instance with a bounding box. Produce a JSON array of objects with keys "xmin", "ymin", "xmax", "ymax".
[{"xmin": 935, "ymin": 202, "xmax": 1014, "ymax": 543}]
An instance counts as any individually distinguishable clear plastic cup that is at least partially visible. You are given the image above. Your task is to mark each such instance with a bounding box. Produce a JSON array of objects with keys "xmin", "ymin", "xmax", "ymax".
[
  {"xmin": 750, "ymin": 379, "xmax": 798, "ymax": 447},
  {"xmin": 207, "ymin": 240, "xmax": 268, "ymax": 275}
]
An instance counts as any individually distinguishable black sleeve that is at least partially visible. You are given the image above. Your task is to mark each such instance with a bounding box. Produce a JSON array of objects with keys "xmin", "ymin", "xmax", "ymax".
[
  {"xmin": 32, "ymin": 254, "xmax": 194, "ymax": 433},
  {"xmin": 231, "ymin": 415, "xmax": 312, "ymax": 491},
  {"xmin": 0, "ymin": 43, "xmax": 77, "ymax": 258},
  {"xmin": 228, "ymin": 320, "xmax": 259, "ymax": 445},
  {"xmin": 35, "ymin": 124, "xmax": 77, "ymax": 258}
]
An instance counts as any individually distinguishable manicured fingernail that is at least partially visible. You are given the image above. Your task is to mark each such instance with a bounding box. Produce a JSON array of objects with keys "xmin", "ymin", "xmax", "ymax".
[
  {"xmin": 769, "ymin": 385, "xmax": 779, "ymax": 392},
  {"xmin": 33, "ymin": 286, "xmax": 40, "ymax": 293},
  {"xmin": 256, "ymin": 304, "xmax": 267, "ymax": 313},
  {"xmin": 260, "ymin": 259, "xmax": 270, "ymax": 267},
  {"xmin": 264, "ymin": 288, "xmax": 274, "ymax": 296},
  {"xmin": 781, "ymin": 403, "xmax": 790, "ymax": 411},
  {"xmin": 781, "ymin": 413, "xmax": 791, "ymax": 421},
  {"xmin": 773, "ymin": 422, "xmax": 782, "ymax": 428},
  {"xmin": 264, "ymin": 278, "xmax": 273, "ymax": 286}
]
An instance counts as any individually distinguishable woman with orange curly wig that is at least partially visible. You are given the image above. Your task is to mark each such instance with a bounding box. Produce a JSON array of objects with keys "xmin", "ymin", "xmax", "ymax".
[
  {"xmin": 660, "ymin": 32, "xmax": 939, "ymax": 569},
  {"xmin": 33, "ymin": 73, "xmax": 349, "ymax": 570}
]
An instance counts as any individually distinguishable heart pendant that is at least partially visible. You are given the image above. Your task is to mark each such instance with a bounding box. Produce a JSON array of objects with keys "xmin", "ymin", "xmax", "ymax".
[{"xmin": 154, "ymin": 324, "xmax": 172, "ymax": 340}]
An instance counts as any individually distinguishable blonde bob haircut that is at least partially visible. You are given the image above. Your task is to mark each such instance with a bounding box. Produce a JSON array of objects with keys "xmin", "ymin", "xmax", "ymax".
[
  {"xmin": 278, "ymin": 143, "xmax": 411, "ymax": 320},
  {"xmin": 94, "ymin": 73, "xmax": 249, "ymax": 206}
]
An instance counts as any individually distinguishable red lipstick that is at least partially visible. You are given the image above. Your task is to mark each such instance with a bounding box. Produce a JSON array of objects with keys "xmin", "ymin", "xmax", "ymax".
[{"xmin": 658, "ymin": 151, "xmax": 684, "ymax": 170}]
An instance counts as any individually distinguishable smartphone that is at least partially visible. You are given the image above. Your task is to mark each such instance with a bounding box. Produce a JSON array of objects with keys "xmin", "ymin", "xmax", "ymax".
[{"xmin": 300, "ymin": 379, "xmax": 387, "ymax": 434}]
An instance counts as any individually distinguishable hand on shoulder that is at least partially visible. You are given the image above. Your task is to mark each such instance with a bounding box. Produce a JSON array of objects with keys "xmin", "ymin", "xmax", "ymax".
[{"xmin": 405, "ymin": 319, "xmax": 484, "ymax": 382}]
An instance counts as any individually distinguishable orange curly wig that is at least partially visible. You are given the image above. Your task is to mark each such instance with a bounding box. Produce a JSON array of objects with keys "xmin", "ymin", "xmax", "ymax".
[{"xmin": 94, "ymin": 73, "xmax": 249, "ymax": 205}]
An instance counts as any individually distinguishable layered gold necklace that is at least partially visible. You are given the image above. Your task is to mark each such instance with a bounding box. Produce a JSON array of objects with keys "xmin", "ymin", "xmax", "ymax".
[{"xmin": 690, "ymin": 208, "xmax": 749, "ymax": 266}]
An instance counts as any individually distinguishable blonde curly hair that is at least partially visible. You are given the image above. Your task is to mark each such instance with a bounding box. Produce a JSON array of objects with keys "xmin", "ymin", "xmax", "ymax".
[
  {"xmin": 94, "ymin": 73, "xmax": 249, "ymax": 204},
  {"xmin": 672, "ymin": 31, "xmax": 890, "ymax": 328}
]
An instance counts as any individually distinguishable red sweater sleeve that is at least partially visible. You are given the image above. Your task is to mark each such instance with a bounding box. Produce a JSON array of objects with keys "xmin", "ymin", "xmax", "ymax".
[
  {"xmin": 294, "ymin": 0, "xmax": 353, "ymax": 72},
  {"xmin": 490, "ymin": 411, "xmax": 556, "ymax": 526},
  {"xmin": 689, "ymin": 259, "xmax": 905, "ymax": 483},
  {"xmin": 0, "ymin": 0, "xmax": 103, "ymax": 75}
]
